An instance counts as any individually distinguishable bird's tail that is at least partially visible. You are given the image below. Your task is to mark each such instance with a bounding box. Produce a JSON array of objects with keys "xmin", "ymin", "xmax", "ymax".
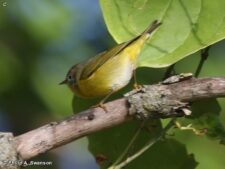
[{"xmin": 142, "ymin": 20, "xmax": 162, "ymax": 36}]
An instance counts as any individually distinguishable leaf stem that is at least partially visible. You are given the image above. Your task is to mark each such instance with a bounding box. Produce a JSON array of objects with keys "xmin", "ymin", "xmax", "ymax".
[
  {"xmin": 163, "ymin": 64, "xmax": 176, "ymax": 80},
  {"xmin": 108, "ymin": 119, "xmax": 175, "ymax": 169},
  {"xmin": 195, "ymin": 46, "xmax": 211, "ymax": 77},
  {"xmin": 110, "ymin": 121, "xmax": 146, "ymax": 167}
]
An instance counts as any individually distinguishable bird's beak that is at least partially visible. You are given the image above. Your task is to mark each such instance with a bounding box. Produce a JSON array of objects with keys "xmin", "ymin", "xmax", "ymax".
[{"xmin": 59, "ymin": 79, "xmax": 67, "ymax": 85}]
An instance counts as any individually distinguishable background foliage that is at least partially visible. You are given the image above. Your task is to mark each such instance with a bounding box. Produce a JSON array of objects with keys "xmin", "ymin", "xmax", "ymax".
[{"xmin": 0, "ymin": 0, "xmax": 225, "ymax": 169}]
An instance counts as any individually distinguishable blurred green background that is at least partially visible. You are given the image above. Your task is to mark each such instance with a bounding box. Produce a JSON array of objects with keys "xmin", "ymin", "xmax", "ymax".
[{"xmin": 0, "ymin": 0, "xmax": 225, "ymax": 169}]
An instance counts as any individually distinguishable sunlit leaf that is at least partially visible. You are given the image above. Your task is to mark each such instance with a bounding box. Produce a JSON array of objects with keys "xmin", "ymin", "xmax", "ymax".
[{"xmin": 100, "ymin": 0, "xmax": 225, "ymax": 67}]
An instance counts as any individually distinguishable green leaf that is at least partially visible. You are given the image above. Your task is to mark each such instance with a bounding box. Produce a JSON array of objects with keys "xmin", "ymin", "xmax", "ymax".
[
  {"xmin": 100, "ymin": 0, "xmax": 225, "ymax": 67},
  {"xmin": 88, "ymin": 120, "xmax": 197, "ymax": 169},
  {"xmin": 126, "ymin": 139, "xmax": 198, "ymax": 169}
]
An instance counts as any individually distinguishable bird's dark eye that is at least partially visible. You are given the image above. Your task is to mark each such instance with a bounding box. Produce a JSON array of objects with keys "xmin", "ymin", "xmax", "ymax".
[
  {"xmin": 68, "ymin": 75, "xmax": 72, "ymax": 80},
  {"xmin": 67, "ymin": 75, "xmax": 75, "ymax": 85}
]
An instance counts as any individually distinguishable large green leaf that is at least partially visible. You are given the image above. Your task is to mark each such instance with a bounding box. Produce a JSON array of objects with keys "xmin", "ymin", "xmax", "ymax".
[
  {"xmin": 88, "ymin": 120, "xmax": 197, "ymax": 169},
  {"xmin": 100, "ymin": 0, "xmax": 225, "ymax": 67}
]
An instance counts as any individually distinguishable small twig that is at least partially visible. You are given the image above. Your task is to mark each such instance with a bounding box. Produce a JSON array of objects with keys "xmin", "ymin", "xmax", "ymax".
[
  {"xmin": 163, "ymin": 64, "xmax": 176, "ymax": 80},
  {"xmin": 174, "ymin": 121, "xmax": 207, "ymax": 136},
  {"xmin": 109, "ymin": 119, "xmax": 175, "ymax": 169},
  {"xmin": 110, "ymin": 121, "xmax": 146, "ymax": 167},
  {"xmin": 195, "ymin": 46, "xmax": 211, "ymax": 77}
]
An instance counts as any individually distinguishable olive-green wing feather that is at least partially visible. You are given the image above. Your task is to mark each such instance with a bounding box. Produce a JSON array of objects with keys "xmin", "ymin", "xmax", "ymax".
[
  {"xmin": 79, "ymin": 20, "xmax": 161, "ymax": 80},
  {"xmin": 80, "ymin": 36, "xmax": 140, "ymax": 80}
]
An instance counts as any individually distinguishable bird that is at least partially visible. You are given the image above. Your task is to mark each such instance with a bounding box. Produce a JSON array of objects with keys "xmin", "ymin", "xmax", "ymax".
[{"xmin": 60, "ymin": 20, "xmax": 161, "ymax": 108}]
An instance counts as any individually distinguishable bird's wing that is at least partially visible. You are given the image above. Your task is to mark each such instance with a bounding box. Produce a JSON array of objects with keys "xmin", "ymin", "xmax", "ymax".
[
  {"xmin": 80, "ymin": 36, "xmax": 140, "ymax": 80},
  {"xmin": 79, "ymin": 20, "xmax": 161, "ymax": 80}
]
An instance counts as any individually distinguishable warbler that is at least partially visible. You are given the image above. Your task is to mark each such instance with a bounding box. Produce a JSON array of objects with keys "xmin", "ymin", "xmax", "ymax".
[{"xmin": 60, "ymin": 20, "xmax": 161, "ymax": 106}]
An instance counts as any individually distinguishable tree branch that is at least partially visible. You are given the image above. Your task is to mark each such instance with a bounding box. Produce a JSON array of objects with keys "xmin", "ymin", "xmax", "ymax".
[{"xmin": 15, "ymin": 77, "xmax": 225, "ymax": 160}]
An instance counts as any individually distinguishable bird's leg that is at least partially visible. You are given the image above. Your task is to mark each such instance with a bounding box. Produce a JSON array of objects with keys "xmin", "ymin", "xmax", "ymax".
[
  {"xmin": 92, "ymin": 90, "xmax": 115, "ymax": 112},
  {"xmin": 133, "ymin": 69, "xmax": 142, "ymax": 90}
]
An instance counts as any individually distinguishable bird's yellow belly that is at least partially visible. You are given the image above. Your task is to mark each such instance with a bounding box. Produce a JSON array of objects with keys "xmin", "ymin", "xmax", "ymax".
[{"xmin": 77, "ymin": 52, "xmax": 135, "ymax": 98}]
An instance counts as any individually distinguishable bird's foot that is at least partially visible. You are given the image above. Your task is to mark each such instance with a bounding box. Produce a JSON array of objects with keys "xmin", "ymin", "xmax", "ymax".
[
  {"xmin": 133, "ymin": 83, "xmax": 142, "ymax": 90},
  {"xmin": 92, "ymin": 103, "xmax": 108, "ymax": 112}
]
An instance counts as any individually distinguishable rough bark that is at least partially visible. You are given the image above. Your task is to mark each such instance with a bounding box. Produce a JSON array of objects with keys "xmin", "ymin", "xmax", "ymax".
[{"xmin": 0, "ymin": 133, "xmax": 21, "ymax": 169}]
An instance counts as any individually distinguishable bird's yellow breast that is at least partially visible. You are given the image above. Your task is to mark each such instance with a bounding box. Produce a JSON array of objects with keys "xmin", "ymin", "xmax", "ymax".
[
  {"xmin": 76, "ymin": 35, "xmax": 149, "ymax": 98},
  {"xmin": 77, "ymin": 52, "xmax": 133, "ymax": 98}
]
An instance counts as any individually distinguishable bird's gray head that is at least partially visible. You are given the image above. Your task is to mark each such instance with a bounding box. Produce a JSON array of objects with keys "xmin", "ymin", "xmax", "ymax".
[{"xmin": 59, "ymin": 64, "xmax": 78, "ymax": 87}]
